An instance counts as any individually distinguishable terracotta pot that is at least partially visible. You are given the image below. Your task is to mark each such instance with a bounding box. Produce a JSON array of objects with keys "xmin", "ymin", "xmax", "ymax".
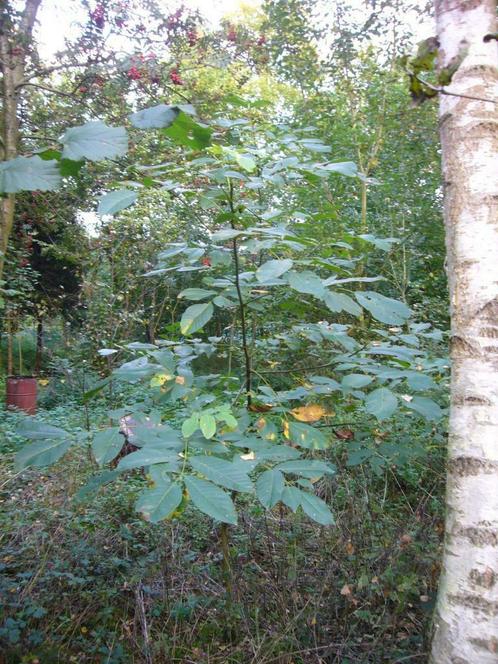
[{"xmin": 6, "ymin": 376, "xmax": 37, "ymax": 415}]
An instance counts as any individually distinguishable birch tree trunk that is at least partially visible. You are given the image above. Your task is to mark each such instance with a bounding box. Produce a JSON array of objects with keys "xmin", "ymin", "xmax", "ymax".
[{"xmin": 430, "ymin": 1, "xmax": 498, "ymax": 662}]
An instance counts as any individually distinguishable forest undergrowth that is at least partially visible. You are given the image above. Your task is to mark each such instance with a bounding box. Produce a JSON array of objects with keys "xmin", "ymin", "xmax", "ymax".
[{"xmin": 0, "ymin": 397, "xmax": 444, "ymax": 664}]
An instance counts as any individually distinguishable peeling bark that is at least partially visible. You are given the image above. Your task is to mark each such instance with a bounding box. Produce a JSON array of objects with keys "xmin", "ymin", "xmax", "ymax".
[{"xmin": 430, "ymin": 1, "xmax": 498, "ymax": 662}]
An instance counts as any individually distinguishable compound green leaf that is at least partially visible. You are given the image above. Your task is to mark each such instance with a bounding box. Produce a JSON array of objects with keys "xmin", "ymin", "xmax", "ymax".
[
  {"xmin": 74, "ymin": 470, "xmax": 121, "ymax": 501},
  {"xmin": 15, "ymin": 439, "xmax": 73, "ymax": 471},
  {"xmin": 199, "ymin": 413, "xmax": 217, "ymax": 439},
  {"xmin": 92, "ymin": 428, "xmax": 124, "ymax": 466},
  {"xmin": 189, "ymin": 456, "xmax": 252, "ymax": 492},
  {"xmin": 116, "ymin": 445, "xmax": 179, "ymax": 471},
  {"xmin": 285, "ymin": 421, "xmax": 329, "ymax": 450},
  {"xmin": 136, "ymin": 479, "xmax": 182, "ymax": 523},
  {"xmin": 281, "ymin": 485, "xmax": 302, "ymax": 512},
  {"xmin": 256, "ymin": 469, "xmax": 284, "ymax": 508},
  {"xmin": 297, "ymin": 490, "xmax": 335, "ymax": 525},
  {"xmin": 184, "ymin": 475, "xmax": 237, "ymax": 524},
  {"xmin": 16, "ymin": 420, "xmax": 68, "ymax": 440},
  {"xmin": 275, "ymin": 459, "xmax": 336, "ymax": 476}
]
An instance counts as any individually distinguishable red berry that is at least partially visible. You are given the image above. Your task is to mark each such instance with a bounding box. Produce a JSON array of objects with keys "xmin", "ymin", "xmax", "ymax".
[
  {"xmin": 202, "ymin": 257, "xmax": 211, "ymax": 267},
  {"xmin": 127, "ymin": 66, "xmax": 142, "ymax": 80},
  {"xmin": 257, "ymin": 34, "xmax": 266, "ymax": 46},
  {"xmin": 169, "ymin": 70, "xmax": 183, "ymax": 85},
  {"xmin": 79, "ymin": 86, "xmax": 88, "ymax": 93},
  {"xmin": 187, "ymin": 29, "xmax": 198, "ymax": 46},
  {"xmin": 227, "ymin": 27, "xmax": 237, "ymax": 42}
]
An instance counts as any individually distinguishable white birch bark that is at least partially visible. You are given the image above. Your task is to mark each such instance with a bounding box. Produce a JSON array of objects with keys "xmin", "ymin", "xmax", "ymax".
[{"xmin": 430, "ymin": 1, "xmax": 498, "ymax": 662}]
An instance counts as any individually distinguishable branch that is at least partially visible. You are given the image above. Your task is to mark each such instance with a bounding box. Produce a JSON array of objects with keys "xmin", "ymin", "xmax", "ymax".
[
  {"xmin": 411, "ymin": 71, "xmax": 497, "ymax": 105},
  {"xmin": 22, "ymin": 54, "xmax": 115, "ymax": 83},
  {"xmin": 16, "ymin": 81, "xmax": 77, "ymax": 98}
]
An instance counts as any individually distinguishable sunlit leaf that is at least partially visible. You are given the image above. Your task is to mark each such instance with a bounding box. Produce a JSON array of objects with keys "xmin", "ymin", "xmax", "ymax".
[
  {"xmin": 180, "ymin": 303, "xmax": 214, "ymax": 335},
  {"xmin": 256, "ymin": 259, "xmax": 293, "ymax": 283},
  {"xmin": 0, "ymin": 156, "xmax": 61, "ymax": 193},
  {"xmin": 290, "ymin": 404, "xmax": 329, "ymax": 422},
  {"xmin": 61, "ymin": 121, "xmax": 128, "ymax": 161}
]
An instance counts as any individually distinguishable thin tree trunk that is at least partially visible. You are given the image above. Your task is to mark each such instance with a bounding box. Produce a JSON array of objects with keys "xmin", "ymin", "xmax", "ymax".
[
  {"xmin": 34, "ymin": 317, "xmax": 43, "ymax": 374},
  {"xmin": 6, "ymin": 311, "xmax": 13, "ymax": 376},
  {"xmin": 430, "ymin": 2, "xmax": 498, "ymax": 662},
  {"xmin": 0, "ymin": 0, "xmax": 43, "ymax": 282}
]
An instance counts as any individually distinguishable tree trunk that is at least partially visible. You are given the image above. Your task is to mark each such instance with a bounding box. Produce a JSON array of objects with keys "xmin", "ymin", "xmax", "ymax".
[
  {"xmin": 34, "ymin": 317, "xmax": 43, "ymax": 374},
  {"xmin": 430, "ymin": 2, "xmax": 498, "ymax": 662},
  {"xmin": 0, "ymin": 0, "xmax": 43, "ymax": 282},
  {"xmin": 6, "ymin": 311, "xmax": 13, "ymax": 376}
]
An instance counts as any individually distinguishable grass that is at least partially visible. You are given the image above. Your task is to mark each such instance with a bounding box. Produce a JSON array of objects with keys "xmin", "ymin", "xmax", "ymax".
[{"xmin": 0, "ymin": 396, "xmax": 445, "ymax": 663}]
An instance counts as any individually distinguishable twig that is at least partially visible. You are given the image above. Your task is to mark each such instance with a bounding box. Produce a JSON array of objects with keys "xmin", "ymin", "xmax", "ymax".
[
  {"xmin": 411, "ymin": 71, "xmax": 497, "ymax": 104},
  {"xmin": 135, "ymin": 582, "xmax": 153, "ymax": 664}
]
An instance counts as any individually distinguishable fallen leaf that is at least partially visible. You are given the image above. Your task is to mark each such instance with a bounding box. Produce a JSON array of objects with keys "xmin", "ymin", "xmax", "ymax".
[
  {"xmin": 334, "ymin": 428, "xmax": 354, "ymax": 440},
  {"xmin": 340, "ymin": 584, "xmax": 352, "ymax": 597}
]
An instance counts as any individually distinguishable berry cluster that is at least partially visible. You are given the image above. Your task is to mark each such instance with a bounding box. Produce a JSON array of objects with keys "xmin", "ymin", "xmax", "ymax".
[{"xmin": 169, "ymin": 69, "xmax": 184, "ymax": 86}]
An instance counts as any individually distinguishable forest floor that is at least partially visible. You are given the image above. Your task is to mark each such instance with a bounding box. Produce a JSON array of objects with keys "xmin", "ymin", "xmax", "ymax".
[{"xmin": 0, "ymin": 401, "xmax": 444, "ymax": 664}]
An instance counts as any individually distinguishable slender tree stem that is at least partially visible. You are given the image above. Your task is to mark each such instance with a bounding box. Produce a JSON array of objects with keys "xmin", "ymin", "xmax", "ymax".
[{"xmin": 227, "ymin": 181, "xmax": 252, "ymax": 408}]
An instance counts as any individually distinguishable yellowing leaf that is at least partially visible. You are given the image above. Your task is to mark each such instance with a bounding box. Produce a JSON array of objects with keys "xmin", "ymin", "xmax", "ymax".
[
  {"xmin": 150, "ymin": 373, "xmax": 172, "ymax": 387},
  {"xmin": 175, "ymin": 375, "xmax": 186, "ymax": 385},
  {"xmin": 255, "ymin": 417, "xmax": 266, "ymax": 431},
  {"xmin": 38, "ymin": 378, "xmax": 49, "ymax": 386},
  {"xmin": 283, "ymin": 421, "xmax": 290, "ymax": 439},
  {"xmin": 290, "ymin": 404, "xmax": 331, "ymax": 423}
]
